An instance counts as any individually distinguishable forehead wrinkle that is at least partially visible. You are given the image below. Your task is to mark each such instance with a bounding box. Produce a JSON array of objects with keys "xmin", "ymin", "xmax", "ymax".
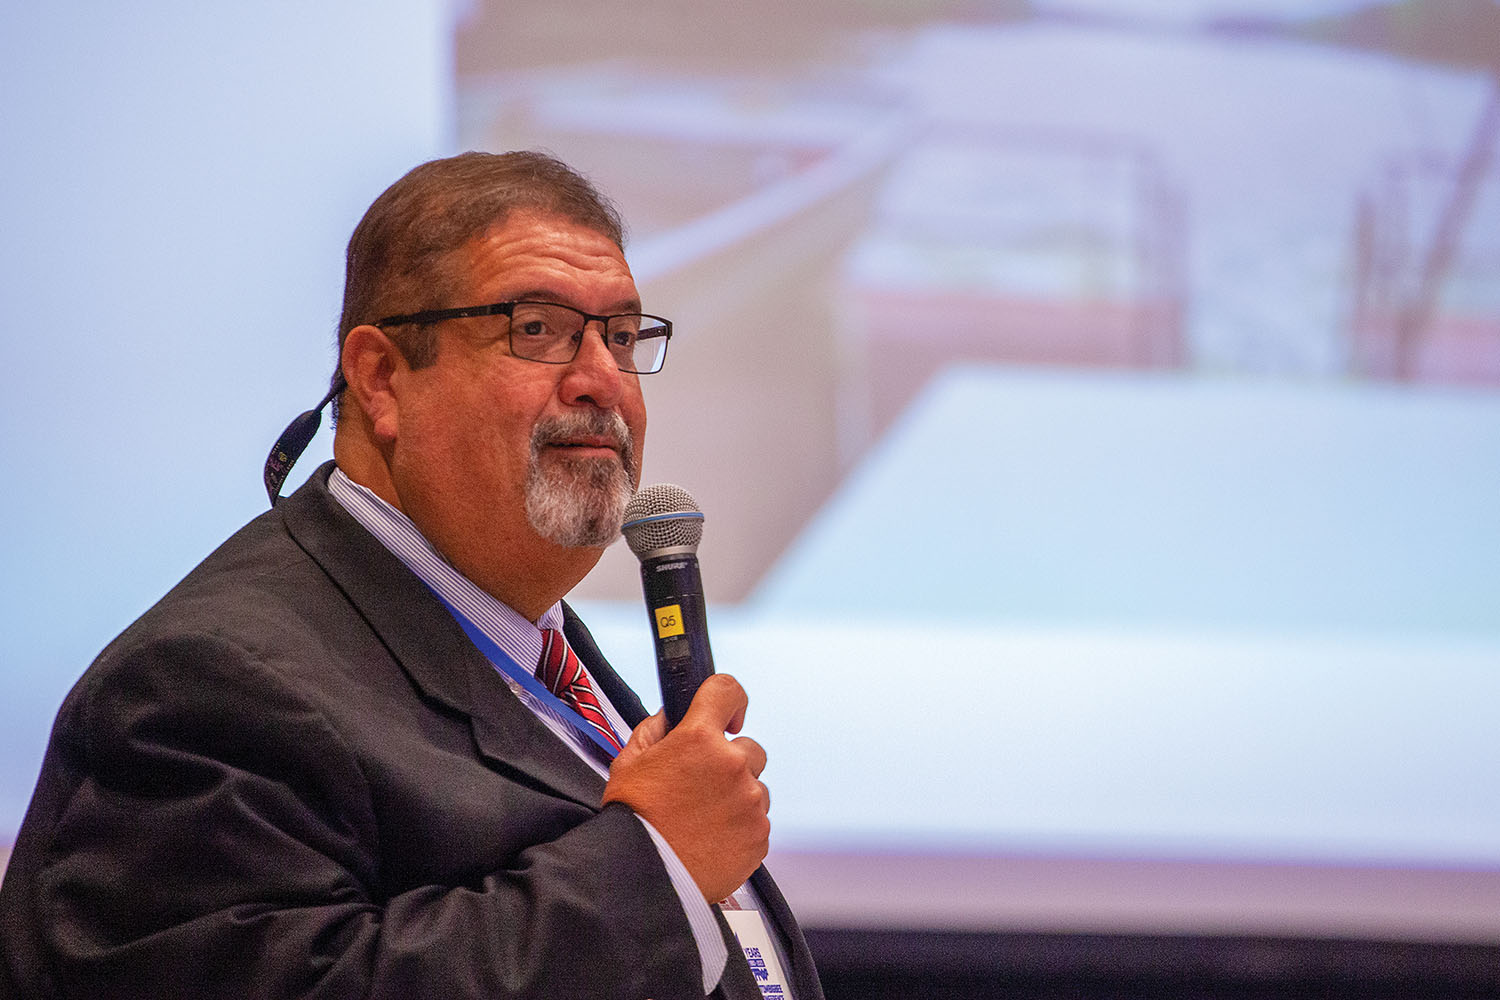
[{"xmin": 459, "ymin": 214, "xmax": 642, "ymax": 315}]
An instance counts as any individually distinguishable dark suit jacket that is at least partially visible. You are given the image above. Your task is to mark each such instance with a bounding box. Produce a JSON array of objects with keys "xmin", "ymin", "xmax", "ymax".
[{"xmin": 0, "ymin": 464, "xmax": 822, "ymax": 1000}]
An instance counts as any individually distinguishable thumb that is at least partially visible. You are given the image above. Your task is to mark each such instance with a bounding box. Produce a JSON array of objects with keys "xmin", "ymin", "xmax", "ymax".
[
  {"xmin": 677, "ymin": 674, "xmax": 749, "ymax": 735},
  {"xmin": 616, "ymin": 709, "xmax": 667, "ymax": 764}
]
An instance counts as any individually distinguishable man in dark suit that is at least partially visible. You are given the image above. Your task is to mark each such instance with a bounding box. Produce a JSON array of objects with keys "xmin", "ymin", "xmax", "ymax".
[{"xmin": 0, "ymin": 151, "xmax": 823, "ymax": 1000}]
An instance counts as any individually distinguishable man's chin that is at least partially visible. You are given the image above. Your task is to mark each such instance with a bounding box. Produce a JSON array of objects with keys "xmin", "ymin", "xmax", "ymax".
[
  {"xmin": 537, "ymin": 447, "xmax": 626, "ymax": 481},
  {"xmin": 532, "ymin": 511, "xmax": 626, "ymax": 550},
  {"xmin": 524, "ymin": 461, "xmax": 632, "ymax": 549}
]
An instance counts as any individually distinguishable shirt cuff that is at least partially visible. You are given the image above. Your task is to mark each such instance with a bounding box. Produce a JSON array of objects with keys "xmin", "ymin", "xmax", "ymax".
[{"xmin": 636, "ymin": 814, "xmax": 728, "ymax": 994}]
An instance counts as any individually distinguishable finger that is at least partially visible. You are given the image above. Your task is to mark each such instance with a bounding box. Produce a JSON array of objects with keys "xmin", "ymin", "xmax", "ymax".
[
  {"xmin": 679, "ymin": 674, "xmax": 748, "ymax": 734},
  {"xmin": 731, "ymin": 735, "xmax": 767, "ymax": 779}
]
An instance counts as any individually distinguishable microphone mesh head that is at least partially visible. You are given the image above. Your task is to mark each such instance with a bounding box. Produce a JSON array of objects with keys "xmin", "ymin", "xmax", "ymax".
[{"xmin": 622, "ymin": 483, "xmax": 703, "ymax": 557}]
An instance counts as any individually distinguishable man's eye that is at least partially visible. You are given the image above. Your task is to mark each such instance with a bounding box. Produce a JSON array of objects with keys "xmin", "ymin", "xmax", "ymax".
[{"xmin": 516, "ymin": 320, "xmax": 550, "ymax": 338}]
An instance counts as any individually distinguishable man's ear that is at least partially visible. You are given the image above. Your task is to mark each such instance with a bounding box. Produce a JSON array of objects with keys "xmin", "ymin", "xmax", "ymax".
[{"xmin": 341, "ymin": 324, "xmax": 405, "ymax": 443}]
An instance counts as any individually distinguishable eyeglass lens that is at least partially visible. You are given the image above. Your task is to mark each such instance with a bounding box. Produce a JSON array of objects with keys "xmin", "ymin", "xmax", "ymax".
[{"xmin": 509, "ymin": 302, "xmax": 668, "ymax": 374}]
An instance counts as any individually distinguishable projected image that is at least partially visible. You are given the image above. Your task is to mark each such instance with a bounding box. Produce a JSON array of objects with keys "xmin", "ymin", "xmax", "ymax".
[
  {"xmin": 450, "ymin": 2, "xmax": 1500, "ymax": 887},
  {"xmin": 457, "ymin": 0, "xmax": 1500, "ymax": 606}
]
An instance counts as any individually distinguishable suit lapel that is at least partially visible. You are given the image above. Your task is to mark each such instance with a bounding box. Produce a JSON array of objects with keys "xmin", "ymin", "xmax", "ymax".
[
  {"xmin": 751, "ymin": 866, "xmax": 825, "ymax": 1000},
  {"xmin": 278, "ymin": 464, "xmax": 605, "ymax": 812}
]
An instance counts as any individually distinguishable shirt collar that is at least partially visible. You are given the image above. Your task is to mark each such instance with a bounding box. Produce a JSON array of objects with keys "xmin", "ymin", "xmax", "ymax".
[{"xmin": 326, "ymin": 467, "xmax": 563, "ymax": 668}]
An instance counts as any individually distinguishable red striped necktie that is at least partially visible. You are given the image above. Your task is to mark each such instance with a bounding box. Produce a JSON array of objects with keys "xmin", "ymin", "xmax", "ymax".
[{"xmin": 536, "ymin": 629, "xmax": 625, "ymax": 754}]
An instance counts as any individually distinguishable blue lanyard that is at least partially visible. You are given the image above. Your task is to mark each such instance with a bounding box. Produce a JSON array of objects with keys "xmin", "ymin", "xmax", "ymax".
[{"xmin": 428, "ymin": 588, "xmax": 622, "ymax": 760}]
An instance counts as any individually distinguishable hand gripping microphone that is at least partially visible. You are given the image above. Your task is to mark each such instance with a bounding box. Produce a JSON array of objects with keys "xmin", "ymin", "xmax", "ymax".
[{"xmin": 621, "ymin": 484, "xmax": 714, "ymax": 730}]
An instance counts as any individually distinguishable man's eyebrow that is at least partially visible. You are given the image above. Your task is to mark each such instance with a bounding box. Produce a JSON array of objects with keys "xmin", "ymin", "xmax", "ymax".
[{"xmin": 505, "ymin": 289, "xmax": 644, "ymax": 314}]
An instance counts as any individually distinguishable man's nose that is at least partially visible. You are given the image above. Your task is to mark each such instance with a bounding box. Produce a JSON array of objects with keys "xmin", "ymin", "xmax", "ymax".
[{"xmin": 561, "ymin": 321, "xmax": 625, "ymax": 407}]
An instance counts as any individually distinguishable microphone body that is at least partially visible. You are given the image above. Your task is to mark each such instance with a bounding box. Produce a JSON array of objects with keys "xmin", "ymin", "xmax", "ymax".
[
  {"xmin": 639, "ymin": 552, "xmax": 715, "ymax": 728},
  {"xmin": 622, "ymin": 485, "xmax": 715, "ymax": 729}
]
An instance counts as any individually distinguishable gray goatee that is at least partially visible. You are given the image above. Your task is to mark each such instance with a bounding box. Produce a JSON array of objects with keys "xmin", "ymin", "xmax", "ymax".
[{"xmin": 523, "ymin": 410, "xmax": 637, "ymax": 548}]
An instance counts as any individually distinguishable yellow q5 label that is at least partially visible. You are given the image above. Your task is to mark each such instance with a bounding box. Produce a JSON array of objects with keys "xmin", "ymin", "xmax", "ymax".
[{"xmin": 655, "ymin": 605, "xmax": 685, "ymax": 638}]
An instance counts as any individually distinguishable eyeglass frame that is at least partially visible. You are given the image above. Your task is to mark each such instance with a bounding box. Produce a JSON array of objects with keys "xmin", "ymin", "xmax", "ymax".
[{"xmin": 375, "ymin": 300, "xmax": 673, "ymax": 375}]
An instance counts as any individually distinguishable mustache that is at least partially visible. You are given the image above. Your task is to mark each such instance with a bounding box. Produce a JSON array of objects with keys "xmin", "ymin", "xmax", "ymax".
[{"xmin": 530, "ymin": 410, "xmax": 634, "ymax": 466}]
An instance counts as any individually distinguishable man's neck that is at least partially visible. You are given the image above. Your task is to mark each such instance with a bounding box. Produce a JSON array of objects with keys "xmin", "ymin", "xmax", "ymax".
[{"xmin": 331, "ymin": 449, "xmax": 598, "ymax": 622}]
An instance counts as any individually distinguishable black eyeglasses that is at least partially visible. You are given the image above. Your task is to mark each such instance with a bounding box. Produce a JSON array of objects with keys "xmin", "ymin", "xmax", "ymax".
[
  {"xmin": 263, "ymin": 300, "xmax": 672, "ymax": 506},
  {"xmin": 378, "ymin": 300, "xmax": 672, "ymax": 375}
]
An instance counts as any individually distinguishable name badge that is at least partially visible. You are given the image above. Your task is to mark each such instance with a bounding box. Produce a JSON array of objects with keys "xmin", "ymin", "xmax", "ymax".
[{"xmin": 723, "ymin": 909, "xmax": 793, "ymax": 999}]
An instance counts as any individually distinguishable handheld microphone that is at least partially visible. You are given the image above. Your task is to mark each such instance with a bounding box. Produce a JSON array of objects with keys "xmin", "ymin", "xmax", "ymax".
[{"xmin": 621, "ymin": 484, "xmax": 714, "ymax": 730}]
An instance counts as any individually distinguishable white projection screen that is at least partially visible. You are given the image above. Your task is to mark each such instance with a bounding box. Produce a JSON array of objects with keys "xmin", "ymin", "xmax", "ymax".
[{"xmin": 2, "ymin": 0, "xmax": 1498, "ymax": 947}]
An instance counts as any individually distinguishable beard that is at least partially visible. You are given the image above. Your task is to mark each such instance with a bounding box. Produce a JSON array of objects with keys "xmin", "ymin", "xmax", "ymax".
[{"xmin": 523, "ymin": 409, "xmax": 638, "ymax": 548}]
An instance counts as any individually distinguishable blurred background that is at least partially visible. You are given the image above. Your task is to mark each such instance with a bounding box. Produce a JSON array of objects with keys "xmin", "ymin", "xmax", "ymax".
[{"xmin": 2, "ymin": 1, "xmax": 1497, "ymax": 994}]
